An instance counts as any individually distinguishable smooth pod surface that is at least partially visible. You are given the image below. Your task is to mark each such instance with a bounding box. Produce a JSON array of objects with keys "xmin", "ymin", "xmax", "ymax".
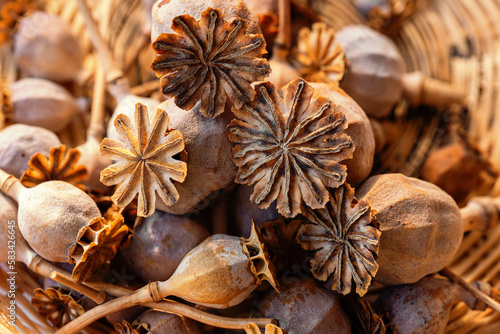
[
  {"xmin": 134, "ymin": 310, "xmax": 203, "ymax": 334},
  {"xmin": 18, "ymin": 181, "xmax": 101, "ymax": 263},
  {"xmin": 14, "ymin": 11, "xmax": 82, "ymax": 82},
  {"xmin": 151, "ymin": 0, "xmax": 261, "ymax": 42},
  {"xmin": 121, "ymin": 211, "xmax": 209, "ymax": 282},
  {"xmin": 0, "ymin": 124, "xmax": 61, "ymax": 178},
  {"xmin": 11, "ymin": 78, "xmax": 79, "ymax": 133},
  {"xmin": 310, "ymin": 83, "xmax": 375, "ymax": 186},
  {"xmin": 336, "ymin": 25, "xmax": 404, "ymax": 118},
  {"xmin": 356, "ymin": 174, "xmax": 463, "ymax": 285},
  {"xmin": 155, "ymin": 99, "xmax": 237, "ymax": 215}
]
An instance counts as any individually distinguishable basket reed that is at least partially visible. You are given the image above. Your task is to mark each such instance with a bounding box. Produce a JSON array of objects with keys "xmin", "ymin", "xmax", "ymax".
[{"xmin": 1, "ymin": 0, "xmax": 500, "ymax": 333}]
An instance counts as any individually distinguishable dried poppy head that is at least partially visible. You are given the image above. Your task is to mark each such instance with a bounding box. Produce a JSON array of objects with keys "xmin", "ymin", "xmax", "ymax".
[
  {"xmin": 375, "ymin": 276, "xmax": 494, "ymax": 334},
  {"xmin": 151, "ymin": 7, "xmax": 270, "ymax": 118},
  {"xmin": 254, "ymin": 278, "xmax": 351, "ymax": 334},
  {"xmin": 14, "ymin": 11, "xmax": 82, "ymax": 82},
  {"xmin": 69, "ymin": 215, "xmax": 130, "ymax": 282},
  {"xmin": 297, "ymin": 183, "xmax": 381, "ymax": 296},
  {"xmin": 0, "ymin": 124, "xmax": 60, "ymax": 178},
  {"xmin": 336, "ymin": 25, "xmax": 405, "ymax": 119},
  {"xmin": 11, "ymin": 78, "xmax": 80, "ymax": 133},
  {"xmin": 100, "ymin": 102, "xmax": 187, "ymax": 217},
  {"xmin": 151, "ymin": 0, "xmax": 262, "ymax": 42},
  {"xmin": 355, "ymin": 173, "xmax": 463, "ymax": 285},
  {"xmin": 20, "ymin": 145, "xmax": 88, "ymax": 189},
  {"xmin": 309, "ymin": 83, "xmax": 375, "ymax": 186},
  {"xmin": 120, "ymin": 211, "xmax": 209, "ymax": 282},
  {"xmin": 153, "ymin": 98, "xmax": 237, "ymax": 215},
  {"xmin": 32, "ymin": 287, "xmax": 84, "ymax": 328},
  {"xmin": 291, "ymin": 22, "xmax": 346, "ymax": 85},
  {"xmin": 228, "ymin": 78, "xmax": 355, "ymax": 218},
  {"xmin": 367, "ymin": 0, "xmax": 417, "ymax": 37}
]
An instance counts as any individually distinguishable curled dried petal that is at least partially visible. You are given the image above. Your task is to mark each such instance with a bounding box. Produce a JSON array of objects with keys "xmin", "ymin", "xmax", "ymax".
[
  {"xmin": 100, "ymin": 103, "xmax": 187, "ymax": 217},
  {"xmin": 367, "ymin": 0, "xmax": 417, "ymax": 37},
  {"xmin": 228, "ymin": 78, "xmax": 354, "ymax": 218},
  {"xmin": 151, "ymin": 7, "xmax": 270, "ymax": 118},
  {"xmin": 20, "ymin": 145, "xmax": 88, "ymax": 189},
  {"xmin": 297, "ymin": 184, "xmax": 381, "ymax": 296}
]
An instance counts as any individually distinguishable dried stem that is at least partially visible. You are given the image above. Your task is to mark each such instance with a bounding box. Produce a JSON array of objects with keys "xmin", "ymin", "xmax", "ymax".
[
  {"xmin": 461, "ymin": 197, "xmax": 500, "ymax": 233},
  {"xmin": 0, "ymin": 169, "xmax": 23, "ymax": 201},
  {"xmin": 275, "ymin": 0, "xmax": 291, "ymax": 61},
  {"xmin": 440, "ymin": 267, "xmax": 500, "ymax": 313},
  {"xmin": 402, "ymin": 71, "xmax": 465, "ymax": 107},
  {"xmin": 76, "ymin": 0, "xmax": 129, "ymax": 100},
  {"xmin": 56, "ymin": 280, "xmax": 275, "ymax": 334},
  {"xmin": 87, "ymin": 61, "xmax": 106, "ymax": 142},
  {"xmin": 143, "ymin": 301, "xmax": 276, "ymax": 329},
  {"xmin": 50, "ymin": 272, "xmax": 106, "ymax": 305}
]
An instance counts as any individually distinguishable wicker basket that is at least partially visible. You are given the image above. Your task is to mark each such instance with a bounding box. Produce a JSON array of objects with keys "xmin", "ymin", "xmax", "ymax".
[{"xmin": 1, "ymin": 0, "xmax": 500, "ymax": 333}]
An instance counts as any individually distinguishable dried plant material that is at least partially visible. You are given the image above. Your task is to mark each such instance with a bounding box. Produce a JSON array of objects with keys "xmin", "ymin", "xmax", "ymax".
[
  {"xmin": 151, "ymin": 7, "xmax": 270, "ymax": 118},
  {"xmin": 258, "ymin": 13, "xmax": 278, "ymax": 51},
  {"xmin": 113, "ymin": 320, "xmax": 149, "ymax": 334},
  {"xmin": 367, "ymin": 0, "xmax": 417, "ymax": 37},
  {"xmin": 259, "ymin": 219, "xmax": 302, "ymax": 273},
  {"xmin": 292, "ymin": 22, "xmax": 346, "ymax": 84},
  {"xmin": 228, "ymin": 79, "xmax": 355, "ymax": 218},
  {"xmin": 343, "ymin": 296, "xmax": 387, "ymax": 334},
  {"xmin": 20, "ymin": 145, "xmax": 88, "ymax": 189},
  {"xmin": 31, "ymin": 287, "xmax": 84, "ymax": 328},
  {"xmin": 69, "ymin": 215, "xmax": 130, "ymax": 282},
  {"xmin": 356, "ymin": 174, "xmax": 462, "ymax": 286},
  {"xmin": 0, "ymin": 0, "xmax": 36, "ymax": 44},
  {"xmin": 0, "ymin": 85, "xmax": 13, "ymax": 129},
  {"xmin": 100, "ymin": 103, "xmax": 187, "ymax": 217},
  {"xmin": 244, "ymin": 323, "xmax": 283, "ymax": 334},
  {"xmin": 297, "ymin": 184, "xmax": 381, "ymax": 296}
]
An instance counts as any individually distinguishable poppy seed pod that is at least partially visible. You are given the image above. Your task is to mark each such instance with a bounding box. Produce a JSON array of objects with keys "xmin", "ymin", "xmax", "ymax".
[
  {"xmin": 55, "ymin": 224, "xmax": 278, "ymax": 334},
  {"xmin": 0, "ymin": 124, "xmax": 61, "ymax": 178},
  {"xmin": 151, "ymin": 0, "xmax": 261, "ymax": 42},
  {"xmin": 356, "ymin": 173, "xmax": 463, "ymax": 285},
  {"xmin": 14, "ymin": 11, "xmax": 83, "ymax": 82}
]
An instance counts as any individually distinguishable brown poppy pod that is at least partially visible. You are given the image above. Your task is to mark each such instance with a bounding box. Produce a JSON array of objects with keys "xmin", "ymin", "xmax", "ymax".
[
  {"xmin": 11, "ymin": 78, "xmax": 80, "ymax": 133},
  {"xmin": 356, "ymin": 173, "xmax": 463, "ymax": 285},
  {"xmin": 151, "ymin": 0, "xmax": 262, "ymax": 42},
  {"xmin": 14, "ymin": 11, "xmax": 82, "ymax": 82},
  {"xmin": 0, "ymin": 124, "xmax": 61, "ymax": 178},
  {"xmin": 310, "ymin": 83, "xmax": 375, "ymax": 186},
  {"xmin": 336, "ymin": 25, "xmax": 404, "ymax": 119}
]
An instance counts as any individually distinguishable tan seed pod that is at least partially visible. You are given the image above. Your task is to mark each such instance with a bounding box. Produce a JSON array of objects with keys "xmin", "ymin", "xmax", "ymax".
[
  {"xmin": 14, "ymin": 11, "xmax": 82, "ymax": 82},
  {"xmin": 0, "ymin": 171, "xmax": 101, "ymax": 263},
  {"xmin": 254, "ymin": 278, "xmax": 351, "ymax": 334},
  {"xmin": 151, "ymin": 7, "xmax": 270, "ymax": 119},
  {"xmin": 228, "ymin": 79, "xmax": 355, "ymax": 218},
  {"xmin": 56, "ymin": 224, "xmax": 278, "ymax": 334},
  {"xmin": 0, "ymin": 124, "xmax": 61, "ymax": 178},
  {"xmin": 11, "ymin": 78, "xmax": 80, "ymax": 133},
  {"xmin": 153, "ymin": 98, "xmax": 237, "ymax": 215},
  {"xmin": 355, "ymin": 173, "xmax": 463, "ymax": 285},
  {"xmin": 309, "ymin": 83, "xmax": 376, "ymax": 186},
  {"xmin": 336, "ymin": 25, "xmax": 405, "ymax": 119},
  {"xmin": 100, "ymin": 102, "xmax": 187, "ymax": 217},
  {"xmin": 151, "ymin": 0, "xmax": 261, "ymax": 42}
]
